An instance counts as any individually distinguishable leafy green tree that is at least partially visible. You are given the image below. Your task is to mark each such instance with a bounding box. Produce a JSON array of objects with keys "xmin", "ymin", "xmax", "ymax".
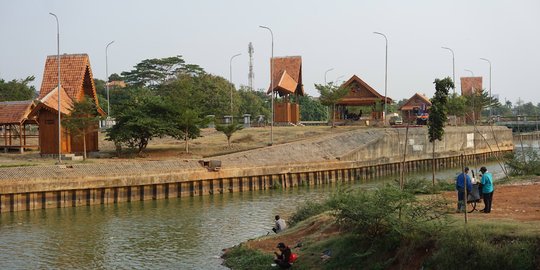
[
  {"xmin": 215, "ymin": 122, "xmax": 244, "ymax": 147},
  {"xmin": 121, "ymin": 55, "xmax": 204, "ymax": 88},
  {"xmin": 63, "ymin": 97, "xmax": 102, "ymax": 160},
  {"xmin": 315, "ymin": 82, "xmax": 350, "ymax": 127},
  {"xmin": 0, "ymin": 76, "xmax": 36, "ymax": 101},
  {"xmin": 428, "ymin": 77, "xmax": 453, "ymax": 186},
  {"xmin": 106, "ymin": 88, "xmax": 171, "ymax": 155},
  {"xmin": 237, "ymin": 86, "xmax": 271, "ymax": 120},
  {"xmin": 94, "ymin": 78, "xmax": 106, "ymax": 97},
  {"xmin": 108, "ymin": 73, "xmax": 123, "ymax": 82},
  {"xmin": 168, "ymin": 107, "xmax": 205, "ymax": 153},
  {"xmin": 464, "ymin": 89, "xmax": 499, "ymax": 123},
  {"xmin": 297, "ymin": 95, "xmax": 327, "ymax": 121}
]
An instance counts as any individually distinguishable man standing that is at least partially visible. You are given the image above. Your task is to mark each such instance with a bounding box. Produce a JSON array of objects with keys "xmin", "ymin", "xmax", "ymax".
[
  {"xmin": 456, "ymin": 167, "xmax": 472, "ymax": 212},
  {"xmin": 479, "ymin": 166, "xmax": 494, "ymax": 213}
]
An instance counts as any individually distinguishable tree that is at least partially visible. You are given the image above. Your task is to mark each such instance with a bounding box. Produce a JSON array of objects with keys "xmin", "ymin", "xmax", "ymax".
[
  {"xmin": 121, "ymin": 55, "xmax": 204, "ymax": 88},
  {"xmin": 215, "ymin": 122, "xmax": 244, "ymax": 148},
  {"xmin": 315, "ymin": 82, "xmax": 350, "ymax": 127},
  {"xmin": 463, "ymin": 89, "xmax": 499, "ymax": 123},
  {"xmin": 297, "ymin": 95, "xmax": 327, "ymax": 121},
  {"xmin": 63, "ymin": 97, "xmax": 102, "ymax": 160},
  {"xmin": 168, "ymin": 107, "xmax": 205, "ymax": 153},
  {"xmin": 428, "ymin": 77, "xmax": 453, "ymax": 186},
  {"xmin": 0, "ymin": 76, "xmax": 36, "ymax": 101},
  {"xmin": 106, "ymin": 89, "xmax": 171, "ymax": 155},
  {"xmin": 108, "ymin": 73, "xmax": 123, "ymax": 82},
  {"xmin": 237, "ymin": 86, "xmax": 271, "ymax": 120}
]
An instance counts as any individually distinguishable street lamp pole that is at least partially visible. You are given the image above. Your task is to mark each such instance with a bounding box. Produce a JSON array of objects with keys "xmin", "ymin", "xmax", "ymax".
[
  {"xmin": 49, "ymin": 12, "xmax": 61, "ymax": 164},
  {"xmin": 259, "ymin": 25, "xmax": 274, "ymax": 146},
  {"xmin": 480, "ymin": 58, "xmax": 492, "ymax": 119},
  {"xmin": 441, "ymin": 47, "xmax": 455, "ymax": 94},
  {"xmin": 373, "ymin": 32, "xmax": 388, "ymax": 125},
  {"xmin": 324, "ymin": 68, "xmax": 334, "ymax": 85},
  {"xmin": 105, "ymin": 40, "xmax": 115, "ymax": 122},
  {"xmin": 229, "ymin": 53, "xmax": 241, "ymax": 116}
]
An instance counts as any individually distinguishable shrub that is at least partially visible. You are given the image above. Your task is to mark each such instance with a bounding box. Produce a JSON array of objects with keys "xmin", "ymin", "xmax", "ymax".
[
  {"xmin": 505, "ymin": 149, "xmax": 540, "ymax": 176},
  {"xmin": 426, "ymin": 227, "xmax": 538, "ymax": 270},
  {"xmin": 288, "ymin": 200, "xmax": 330, "ymax": 226}
]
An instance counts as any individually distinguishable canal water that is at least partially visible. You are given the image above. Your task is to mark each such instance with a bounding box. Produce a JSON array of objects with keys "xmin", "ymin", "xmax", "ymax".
[{"xmin": 0, "ymin": 141, "xmax": 531, "ymax": 269}]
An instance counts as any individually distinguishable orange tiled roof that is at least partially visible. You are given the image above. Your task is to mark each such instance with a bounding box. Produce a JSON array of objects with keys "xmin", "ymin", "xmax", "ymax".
[
  {"xmin": 399, "ymin": 93, "xmax": 432, "ymax": 111},
  {"xmin": 338, "ymin": 75, "xmax": 393, "ymax": 105},
  {"xmin": 28, "ymin": 87, "xmax": 74, "ymax": 119},
  {"xmin": 39, "ymin": 54, "xmax": 96, "ymax": 100},
  {"xmin": 268, "ymin": 56, "xmax": 304, "ymax": 96},
  {"xmin": 0, "ymin": 100, "xmax": 36, "ymax": 124}
]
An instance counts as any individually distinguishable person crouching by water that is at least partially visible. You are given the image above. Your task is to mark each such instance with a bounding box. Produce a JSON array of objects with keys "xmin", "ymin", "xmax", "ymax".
[
  {"xmin": 479, "ymin": 166, "xmax": 494, "ymax": 213},
  {"xmin": 272, "ymin": 215, "xmax": 287, "ymax": 233},
  {"xmin": 456, "ymin": 167, "xmax": 472, "ymax": 212},
  {"xmin": 274, "ymin": 242, "xmax": 292, "ymax": 269}
]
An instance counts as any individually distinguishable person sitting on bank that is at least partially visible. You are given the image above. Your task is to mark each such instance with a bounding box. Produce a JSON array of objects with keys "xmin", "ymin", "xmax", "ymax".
[
  {"xmin": 274, "ymin": 242, "xmax": 292, "ymax": 269},
  {"xmin": 479, "ymin": 166, "xmax": 494, "ymax": 213},
  {"xmin": 456, "ymin": 166, "xmax": 473, "ymax": 212},
  {"xmin": 272, "ymin": 215, "xmax": 287, "ymax": 233}
]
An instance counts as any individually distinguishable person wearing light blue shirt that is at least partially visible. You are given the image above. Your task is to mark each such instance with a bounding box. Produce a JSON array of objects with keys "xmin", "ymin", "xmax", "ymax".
[{"xmin": 479, "ymin": 166, "xmax": 494, "ymax": 213}]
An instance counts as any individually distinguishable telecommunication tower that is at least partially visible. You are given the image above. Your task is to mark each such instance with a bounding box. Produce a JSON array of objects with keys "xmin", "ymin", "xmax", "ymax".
[{"xmin": 248, "ymin": 42, "xmax": 254, "ymax": 91}]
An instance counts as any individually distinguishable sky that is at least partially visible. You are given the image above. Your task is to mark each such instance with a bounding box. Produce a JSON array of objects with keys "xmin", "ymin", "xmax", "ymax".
[{"xmin": 1, "ymin": 0, "xmax": 540, "ymax": 105}]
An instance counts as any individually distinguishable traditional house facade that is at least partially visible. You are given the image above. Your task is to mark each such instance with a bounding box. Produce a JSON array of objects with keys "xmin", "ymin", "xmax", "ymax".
[
  {"xmin": 29, "ymin": 54, "xmax": 105, "ymax": 155},
  {"xmin": 399, "ymin": 93, "xmax": 432, "ymax": 123},
  {"xmin": 335, "ymin": 75, "xmax": 392, "ymax": 122}
]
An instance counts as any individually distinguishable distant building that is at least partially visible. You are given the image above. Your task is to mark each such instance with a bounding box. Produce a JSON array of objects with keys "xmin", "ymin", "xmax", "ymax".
[
  {"xmin": 107, "ymin": 80, "xmax": 126, "ymax": 89},
  {"xmin": 267, "ymin": 56, "xmax": 304, "ymax": 124},
  {"xmin": 399, "ymin": 93, "xmax": 431, "ymax": 123},
  {"xmin": 28, "ymin": 54, "xmax": 106, "ymax": 155}
]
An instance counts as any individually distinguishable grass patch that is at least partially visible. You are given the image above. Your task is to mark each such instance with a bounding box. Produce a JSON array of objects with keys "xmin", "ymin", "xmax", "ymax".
[
  {"xmin": 222, "ymin": 245, "xmax": 274, "ymax": 270},
  {"xmin": 0, "ymin": 163, "xmax": 37, "ymax": 168}
]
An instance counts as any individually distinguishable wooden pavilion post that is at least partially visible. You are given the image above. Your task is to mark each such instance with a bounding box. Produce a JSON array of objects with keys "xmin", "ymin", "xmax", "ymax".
[{"xmin": 19, "ymin": 123, "xmax": 23, "ymax": 153}]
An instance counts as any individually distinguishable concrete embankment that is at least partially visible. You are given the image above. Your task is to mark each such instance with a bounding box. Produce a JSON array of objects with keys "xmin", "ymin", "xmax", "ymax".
[{"xmin": 0, "ymin": 126, "xmax": 513, "ymax": 213}]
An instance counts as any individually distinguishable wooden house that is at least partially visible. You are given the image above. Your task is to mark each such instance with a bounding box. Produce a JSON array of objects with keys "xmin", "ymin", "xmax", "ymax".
[
  {"xmin": 0, "ymin": 100, "xmax": 38, "ymax": 153},
  {"xmin": 29, "ymin": 54, "xmax": 105, "ymax": 155},
  {"xmin": 267, "ymin": 56, "xmax": 304, "ymax": 124},
  {"xmin": 399, "ymin": 93, "xmax": 432, "ymax": 123},
  {"xmin": 335, "ymin": 75, "xmax": 392, "ymax": 122}
]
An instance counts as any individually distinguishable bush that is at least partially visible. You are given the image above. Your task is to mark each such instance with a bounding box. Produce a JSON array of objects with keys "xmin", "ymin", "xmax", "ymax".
[
  {"xmin": 426, "ymin": 227, "xmax": 538, "ymax": 270},
  {"xmin": 288, "ymin": 201, "xmax": 330, "ymax": 226},
  {"xmin": 327, "ymin": 185, "xmax": 448, "ymax": 240},
  {"xmin": 505, "ymin": 149, "xmax": 540, "ymax": 176},
  {"xmin": 401, "ymin": 178, "xmax": 454, "ymax": 194}
]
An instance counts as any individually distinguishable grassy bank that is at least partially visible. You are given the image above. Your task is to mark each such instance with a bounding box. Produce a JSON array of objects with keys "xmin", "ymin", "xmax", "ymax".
[{"xmin": 222, "ymin": 184, "xmax": 540, "ymax": 270}]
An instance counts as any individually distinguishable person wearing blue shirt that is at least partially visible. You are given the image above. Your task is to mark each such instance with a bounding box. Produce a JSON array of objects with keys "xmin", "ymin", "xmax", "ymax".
[
  {"xmin": 456, "ymin": 167, "xmax": 473, "ymax": 212},
  {"xmin": 479, "ymin": 166, "xmax": 494, "ymax": 213}
]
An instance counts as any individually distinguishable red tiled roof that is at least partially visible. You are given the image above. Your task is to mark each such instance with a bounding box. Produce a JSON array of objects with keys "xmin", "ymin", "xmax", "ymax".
[
  {"xmin": 337, "ymin": 75, "xmax": 393, "ymax": 105},
  {"xmin": 460, "ymin": 77, "xmax": 482, "ymax": 96},
  {"xmin": 268, "ymin": 56, "xmax": 304, "ymax": 96},
  {"xmin": 28, "ymin": 87, "xmax": 74, "ymax": 119},
  {"xmin": 0, "ymin": 100, "xmax": 36, "ymax": 124},
  {"xmin": 39, "ymin": 54, "xmax": 96, "ymax": 100},
  {"xmin": 399, "ymin": 93, "xmax": 432, "ymax": 111}
]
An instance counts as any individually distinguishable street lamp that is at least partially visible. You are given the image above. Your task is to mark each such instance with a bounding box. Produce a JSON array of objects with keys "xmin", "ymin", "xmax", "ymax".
[
  {"xmin": 49, "ymin": 12, "xmax": 61, "ymax": 164},
  {"xmin": 373, "ymin": 31, "xmax": 388, "ymax": 125},
  {"xmin": 441, "ymin": 46, "xmax": 455, "ymax": 94},
  {"xmin": 324, "ymin": 68, "xmax": 334, "ymax": 85},
  {"xmin": 480, "ymin": 58, "xmax": 492, "ymax": 119},
  {"xmin": 105, "ymin": 40, "xmax": 114, "ymax": 122},
  {"xmin": 259, "ymin": 25, "xmax": 274, "ymax": 146},
  {"xmin": 229, "ymin": 53, "xmax": 241, "ymax": 115}
]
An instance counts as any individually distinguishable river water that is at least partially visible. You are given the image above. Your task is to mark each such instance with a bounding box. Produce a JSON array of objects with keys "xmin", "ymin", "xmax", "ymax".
[{"xmin": 0, "ymin": 141, "xmax": 533, "ymax": 269}]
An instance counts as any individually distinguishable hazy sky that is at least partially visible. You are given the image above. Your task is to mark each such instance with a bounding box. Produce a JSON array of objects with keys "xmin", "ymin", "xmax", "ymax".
[{"xmin": 1, "ymin": 0, "xmax": 539, "ymax": 104}]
